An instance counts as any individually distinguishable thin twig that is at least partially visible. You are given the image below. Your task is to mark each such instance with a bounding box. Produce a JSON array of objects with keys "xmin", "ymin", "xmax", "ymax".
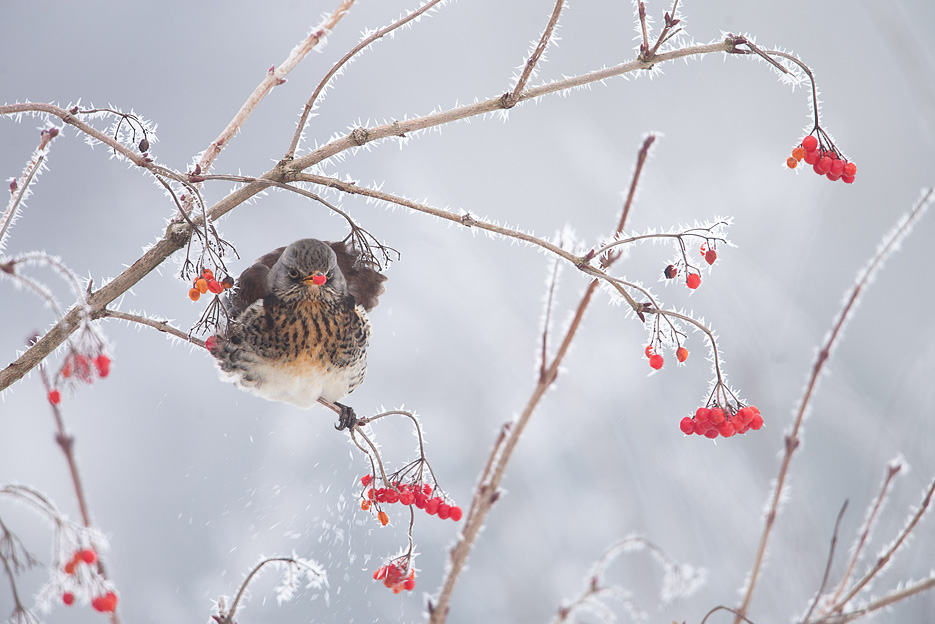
[
  {"xmin": 219, "ymin": 557, "xmax": 323, "ymax": 624},
  {"xmin": 801, "ymin": 500, "xmax": 849, "ymax": 624},
  {"xmin": 824, "ymin": 463, "xmax": 901, "ymax": 611},
  {"xmin": 100, "ymin": 309, "xmax": 205, "ymax": 348},
  {"xmin": 285, "ymin": 0, "xmax": 445, "ymax": 160},
  {"xmin": 811, "ymin": 576, "xmax": 935, "ymax": 624},
  {"xmin": 37, "ymin": 363, "xmax": 120, "ymax": 624},
  {"xmin": 504, "ymin": 0, "xmax": 565, "ymax": 108},
  {"xmin": 201, "ymin": 0, "xmax": 357, "ymax": 172}
]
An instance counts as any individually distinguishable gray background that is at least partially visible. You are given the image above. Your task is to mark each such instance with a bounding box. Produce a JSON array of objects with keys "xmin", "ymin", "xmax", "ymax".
[{"xmin": 2, "ymin": 1, "xmax": 934, "ymax": 622}]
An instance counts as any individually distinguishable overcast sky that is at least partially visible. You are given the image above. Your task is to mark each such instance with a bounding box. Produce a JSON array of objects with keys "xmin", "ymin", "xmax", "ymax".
[{"xmin": 2, "ymin": 1, "xmax": 935, "ymax": 623}]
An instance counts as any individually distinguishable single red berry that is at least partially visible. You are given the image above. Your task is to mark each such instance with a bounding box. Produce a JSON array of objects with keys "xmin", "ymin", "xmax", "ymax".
[
  {"xmin": 48, "ymin": 389, "xmax": 61, "ymax": 405},
  {"xmin": 803, "ymin": 149, "xmax": 820, "ymax": 165},
  {"xmin": 206, "ymin": 279, "xmax": 222, "ymax": 294},
  {"xmin": 425, "ymin": 497, "xmax": 440, "ymax": 515},
  {"xmin": 644, "ymin": 345, "xmax": 654, "ymax": 358},
  {"xmin": 422, "ymin": 484, "xmax": 433, "ymax": 496},
  {"xmin": 692, "ymin": 419, "xmax": 710, "ymax": 436},
  {"xmin": 750, "ymin": 413, "xmax": 764, "ymax": 430},
  {"xmin": 686, "ymin": 273, "xmax": 701, "ymax": 290},
  {"xmin": 64, "ymin": 559, "xmax": 77, "ymax": 575},
  {"xmin": 786, "ymin": 157, "xmax": 798, "ymax": 169},
  {"xmin": 449, "ymin": 505, "xmax": 463, "ymax": 521},
  {"xmin": 704, "ymin": 428, "xmax": 719, "ymax": 439},
  {"xmin": 62, "ymin": 592, "xmax": 75, "ymax": 606},
  {"xmin": 717, "ymin": 421, "xmax": 735, "ymax": 437},
  {"xmin": 709, "ymin": 408, "xmax": 725, "ymax": 425},
  {"xmin": 664, "ymin": 264, "xmax": 678, "ymax": 279},
  {"xmin": 79, "ymin": 548, "xmax": 97, "ymax": 564},
  {"xmin": 188, "ymin": 288, "xmax": 201, "ymax": 301},
  {"xmin": 373, "ymin": 566, "xmax": 388, "ymax": 580},
  {"xmin": 205, "ymin": 335, "xmax": 218, "ymax": 352},
  {"xmin": 791, "ymin": 146, "xmax": 806, "ymax": 161},
  {"xmin": 695, "ymin": 407, "xmax": 711, "ymax": 421},
  {"xmin": 843, "ymin": 162, "xmax": 857, "ymax": 176},
  {"xmin": 377, "ymin": 511, "xmax": 389, "ymax": 526},
  {"xmin": 802, "ymin": 135, "xmax": 818, "ymax": 151},
  {"xmin": 312, "ymin": 274, "xmax": 327, "ymax": 286},
  {"xmin": 648, "ymin": 354, "xmax": 664, "ymax": 370},
  {"xmin": 62, "ymin": 361, "xmax": 72, "ymax": 378},
  {"xmin": 195, "ymin": 277, "xmax": 209, "ymax": 294},
  {"xmin": 679, "ymin": 416, "xmax": 694, "ymax": 434},
  {"xmin": 842, "ymin": 175, "xmax": 856, "ymax": 184},
  {"xmin": 361, "ymin": 499, "xmax": 371, "ymax": 511},
  {"xmin": 414, "ymin": 492, "xmax": 427, "ymax": 509},
  {"xmin": 91, "ymin": 592, "xmax": 118, "ymax": 613},
  {"xmin": 817, "ymin": 156, "xmax": 833, "ymax": 174},
  {"xmin": 399, "ymin": 490, "xmax": 414, "ymax": 506},
  {"xmin": 676, "ymin": 346, "xmax": 688, "ymax": 363},
  {"xmin": 385, "ymin": 489, "xmax": 399, "ymax": 504},
  {"xmin": 360, "ymin": 474, "xmax": 373, "ymax": 486},
  {"xmin": 94, "ymin": 355, "xmax": 110, "ymax": 378},
  {"xmin": 403, "ymin": 578, "xmax": 416, "ymax": 591},
  {"xmin": 437, "ymin": 503, "xmax": 451, "ymax": 520},
  {"xmin": 704, "ymin": 248, "xmax": 717, "ymax": 265},
  {"xmin": 830, "ymin": 159, "xmax": 845, "ymax": 176}
]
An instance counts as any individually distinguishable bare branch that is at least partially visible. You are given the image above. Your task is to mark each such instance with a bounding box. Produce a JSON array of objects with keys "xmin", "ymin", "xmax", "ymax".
[
  {"xmin": 733, "ymin": 188, "xmax": 935, "ymax": 622},
  {"xmin": 429, "ymin": 137, "xmax": 655, "ymax": 623}
]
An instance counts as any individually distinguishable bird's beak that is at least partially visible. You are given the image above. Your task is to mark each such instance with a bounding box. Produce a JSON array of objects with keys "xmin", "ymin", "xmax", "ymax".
[{"xmin": 303, "ymin": 272, "xmax": 328, "ymax": 286}]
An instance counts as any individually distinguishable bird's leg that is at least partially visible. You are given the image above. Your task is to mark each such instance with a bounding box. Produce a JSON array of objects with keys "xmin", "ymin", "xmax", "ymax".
[{"xmin": 317, "ymin": 397, "xmax": 358, "ymax": 430}]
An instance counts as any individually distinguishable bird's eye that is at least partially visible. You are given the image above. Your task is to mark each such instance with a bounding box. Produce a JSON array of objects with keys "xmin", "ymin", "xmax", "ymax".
[{"xmin": 288, "ymin": 268, "xmax": 300, "ymax": 279}]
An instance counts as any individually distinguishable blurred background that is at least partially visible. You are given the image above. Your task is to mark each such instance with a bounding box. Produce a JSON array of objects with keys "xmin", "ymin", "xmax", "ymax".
[{"xmin": 2, "ymin": 1, "xmax": 934, "ymax": 622}]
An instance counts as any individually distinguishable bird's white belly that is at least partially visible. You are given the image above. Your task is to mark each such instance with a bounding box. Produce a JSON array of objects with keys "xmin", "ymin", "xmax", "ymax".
[{"xmin": 218, "ymin": 358, "xmax": 355, "ymax": 408}]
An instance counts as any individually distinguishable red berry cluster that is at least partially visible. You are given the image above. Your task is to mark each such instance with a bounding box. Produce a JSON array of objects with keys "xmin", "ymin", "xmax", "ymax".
[
  {"xmin": 787, "ymin": 135, "xmax": 857, "ymax": 183},
  {"xmin": 679, "ymin": 405, "xmax": 764, "ymax": 438},
  {"xmin": 62, "ymin": 353, "xmax": 111, "ymax": 381},
  {"xmin": 60, "ymin": 548, "xmax": 119, "ymax": 612},
  {"xmin": 50, "ymin": 352, "xmax": 112, "ymax": 406},
  {"xmin": 373, "ymin": 557, "xmax": 416, "ymax": 594},
  {"xmin": 360, "ymin": 475, "xmax": 463, "ymax": 523},
  {"xmin": 188, "ymin": 268, "xmax": 233, "ymax": 302}
]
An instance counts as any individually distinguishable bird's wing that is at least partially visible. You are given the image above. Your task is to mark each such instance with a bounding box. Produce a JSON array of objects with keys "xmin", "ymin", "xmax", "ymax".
[
  {"xmin": 329, "ymin": 240, "xmax": 387, "ymax": 312},
  {"xmin": 227, "ymin": 247, "xmax": 286, "ymax": 319}
]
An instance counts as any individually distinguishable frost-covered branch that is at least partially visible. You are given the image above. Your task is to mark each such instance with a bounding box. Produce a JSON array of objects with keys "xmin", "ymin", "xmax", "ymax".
[{"xmin": 733, "ymin": 188, "xmax": 935, "ymax": 622}]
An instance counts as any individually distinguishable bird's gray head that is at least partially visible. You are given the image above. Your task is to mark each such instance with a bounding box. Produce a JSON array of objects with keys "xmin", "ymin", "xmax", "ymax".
[{"xmin": 267, "ymin": 239, "xmax": 348, "ymax": 299}]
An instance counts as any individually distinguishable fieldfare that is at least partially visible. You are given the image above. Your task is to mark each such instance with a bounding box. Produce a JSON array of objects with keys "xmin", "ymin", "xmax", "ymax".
[{"xmin": 209, "ymin": 238, "xmax": 386, "ymax": 429}]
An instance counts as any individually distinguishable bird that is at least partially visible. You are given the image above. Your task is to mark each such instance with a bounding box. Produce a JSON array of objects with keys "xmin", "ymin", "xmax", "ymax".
[{"xmin": 208, "ymin": 238, "xmax": 386, "ymax": 429}]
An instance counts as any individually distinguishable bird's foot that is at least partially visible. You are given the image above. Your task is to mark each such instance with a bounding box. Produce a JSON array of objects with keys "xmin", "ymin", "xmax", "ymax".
[
  {"xmin": 334, "ymin": 402, "xmax": 357, "ymax": 431},
  {"xmin": 317, "ymin": 397, "xmax": 358, "ymax": 430}
]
